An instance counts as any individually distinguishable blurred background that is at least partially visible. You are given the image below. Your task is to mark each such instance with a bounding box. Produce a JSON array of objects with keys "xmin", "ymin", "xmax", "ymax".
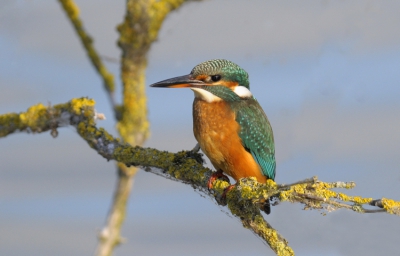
[{"xmin": 1, "ymin": 0, "xmax": 400, "ymax": 255}]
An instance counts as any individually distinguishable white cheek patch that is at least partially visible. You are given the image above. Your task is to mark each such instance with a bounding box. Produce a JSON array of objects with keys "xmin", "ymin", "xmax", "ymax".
[
  {"xmin": 233, "ymin": 86, "xmax": 253, "ymax": 98},
  {"xmin": 191, "ymin": 88, "xmax": 222, "ymax": 103}
]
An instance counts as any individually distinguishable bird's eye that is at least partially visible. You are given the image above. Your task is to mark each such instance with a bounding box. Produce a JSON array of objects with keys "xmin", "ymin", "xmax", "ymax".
[{"xmin": 211, "ymin": 75, "xmax": 221, "ymax": 82}]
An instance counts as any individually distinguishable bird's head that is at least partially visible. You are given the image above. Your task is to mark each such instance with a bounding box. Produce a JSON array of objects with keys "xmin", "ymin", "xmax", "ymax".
[{"xmin": 150, "ymin": 59, "xmax": 252, "ymax": 102}]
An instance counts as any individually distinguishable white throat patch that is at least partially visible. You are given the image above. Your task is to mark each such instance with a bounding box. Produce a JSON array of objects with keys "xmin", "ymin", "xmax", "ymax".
[
  {"xmin": 191, "ymin": 88, "xmax": 222, "ymax": 103},
  {"xmin": 234, "ymin": 86, "xmax": 253, "ymax": 98}
]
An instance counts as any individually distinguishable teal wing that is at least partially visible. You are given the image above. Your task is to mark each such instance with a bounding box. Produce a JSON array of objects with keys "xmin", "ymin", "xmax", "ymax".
[{"xmin": 234, "ymin": 98, "xmax": 276, "ymax": 180}]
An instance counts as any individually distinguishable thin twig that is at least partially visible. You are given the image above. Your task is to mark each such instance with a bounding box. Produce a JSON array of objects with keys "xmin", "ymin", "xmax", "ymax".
[
  {"xmin": 294, "ymin": 193, "xmax": 386, "ymax": 214},
  {"xmin": 58, "ymin": 0, "xmax": 117, "ymax": 110},
  {"xmin": 295, "ymin": 192, "xmax": 354, "ymax": 210}
]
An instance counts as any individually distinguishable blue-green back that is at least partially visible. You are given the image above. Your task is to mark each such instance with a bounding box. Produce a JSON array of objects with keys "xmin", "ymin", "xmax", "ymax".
[{"xmin": 232, "ymin": 98, "xmax": 276, "ymax": 180}]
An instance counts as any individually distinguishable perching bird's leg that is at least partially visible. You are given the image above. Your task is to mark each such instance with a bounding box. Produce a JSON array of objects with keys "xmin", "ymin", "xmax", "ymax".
[
  {"xmin": 191, "ymin": 143, "xmax": 201, "ymax": 153},
  {"xmin": 208, "ymin": 170, "xmax": 230, "ymax": 189}
]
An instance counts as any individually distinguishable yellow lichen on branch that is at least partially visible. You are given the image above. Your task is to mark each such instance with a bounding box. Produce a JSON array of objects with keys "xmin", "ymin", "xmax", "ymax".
[
  {"xmin": 0, "ymin": 98, "xmax": 95, "ymax": 138},
  {"xmin": 70, "ymin": 98, "xmax": 96, "ymax": 115},
  {"xmin": 248, "ymin": 215, "xmax": 294, "ymax": 256},
  {"xmin": 224, "ymin": 178, "xmax": 294, "ymax": 255},
  {"xmin": 278, "ymin": 180, "xmax": 380, "ymax": 213},
  {"xmin": 381, "ymin": 198, "xmax": 400, "ymax": 215}
]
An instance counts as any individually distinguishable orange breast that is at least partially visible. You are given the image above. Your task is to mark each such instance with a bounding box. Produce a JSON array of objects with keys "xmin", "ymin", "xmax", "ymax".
[{"xmin": 193, "ymin": 99, "xmax": 267, "ymax": 183}]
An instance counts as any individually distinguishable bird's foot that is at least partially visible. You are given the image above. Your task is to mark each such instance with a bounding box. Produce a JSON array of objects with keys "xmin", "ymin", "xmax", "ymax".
[
  {"xmin": 207, "ymin": 170, "xmax": 230, "ymax": 190},
  {"xmin": 222, "ymin": 184, "xmax": 235, "ymax": 198},
  {"xmin": 219, "ymin": 184, "xmax": 236, "ymax": 205}
]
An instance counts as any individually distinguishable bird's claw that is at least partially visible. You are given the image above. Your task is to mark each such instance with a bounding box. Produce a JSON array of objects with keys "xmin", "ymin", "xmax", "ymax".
[
  {"xmin": 218, "ymin": 184, "xmax": 235, "ymax": 206},
  {"xmin": 221, "ymin": 184, "xmax": 235, "ymax": 198}
]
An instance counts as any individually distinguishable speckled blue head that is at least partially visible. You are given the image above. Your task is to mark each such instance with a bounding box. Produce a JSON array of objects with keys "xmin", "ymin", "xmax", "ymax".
[{"xmin": 190, "ymin": 59, "xmax": 250, "ymax": 89}]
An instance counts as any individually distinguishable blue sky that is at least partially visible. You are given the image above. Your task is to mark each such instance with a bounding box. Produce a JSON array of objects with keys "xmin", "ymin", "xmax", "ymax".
[{"xmin": 1, "ymin": 0, "xmax": 400, "ymax": 255}]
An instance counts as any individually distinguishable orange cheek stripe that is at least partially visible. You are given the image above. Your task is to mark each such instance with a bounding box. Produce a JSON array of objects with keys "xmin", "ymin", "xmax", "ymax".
[
  {"xmin": 209, "ymin": 80, "xmax": 238, "ymax": 89},
  {"xmin": 195, "ymin": 74, "xmax": 209, "ymax": 80},
  {"xmin": 221, "ymin": 81, "xmax": 239, "ymax": 89}
]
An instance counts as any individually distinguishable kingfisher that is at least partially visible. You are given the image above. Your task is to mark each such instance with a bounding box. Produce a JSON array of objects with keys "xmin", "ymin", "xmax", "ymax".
[{"xmin": 150, "ymin": 59, "xmax": 275, "ymax": 214}]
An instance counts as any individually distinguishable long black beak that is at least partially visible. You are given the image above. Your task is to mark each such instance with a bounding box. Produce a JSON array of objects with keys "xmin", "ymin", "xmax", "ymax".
[{"xmin": 150, "ymin": 74, "xmax": 205, "ymax": 88}]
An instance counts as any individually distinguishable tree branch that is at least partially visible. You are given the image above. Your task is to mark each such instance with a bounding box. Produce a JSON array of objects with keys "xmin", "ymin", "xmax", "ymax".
[
  {"xmin": 96, "ymin": 1, "xmax": 200, "ymax": 254},
  {"xmin": 0, "ymin": 99, "xmax": 291, "ymax": 254},
  {"xmin": 97, "ymin": 164, "xmax": 137, "ymax": 254},
  {"xmin": 2, "ymin": 99, "xmax": 400, "ymax": 255}
]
